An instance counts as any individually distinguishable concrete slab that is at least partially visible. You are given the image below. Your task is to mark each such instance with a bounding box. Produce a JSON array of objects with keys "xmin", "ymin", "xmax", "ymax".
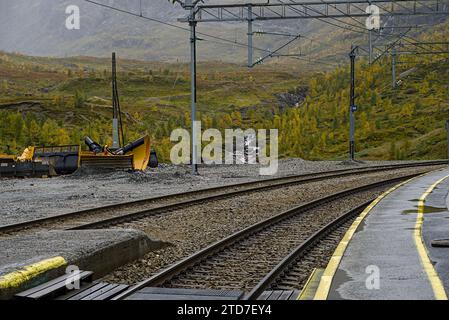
[
  {"xmin": 327, "ymin": 168, "xmax": 449, "ymax": 300},
  {"xmin": 0, "ymin": 229, "xmax": 167, "ymax": 299},
  {"xmin": 423, "ymin": 178, "xmax": 449, "ymax": 291}
]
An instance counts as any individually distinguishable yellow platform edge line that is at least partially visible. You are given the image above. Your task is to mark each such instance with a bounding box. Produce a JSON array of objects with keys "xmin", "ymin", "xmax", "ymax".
[
  {"xmin": 313, "ymin": 176, "xmax": 420, "ymax": 300},
  {"xmin": 415, "ymin": 174, "xmax": 449, "ymax": 300},
  {"xmin": 298, "ymin": 268, "xmax": 324, "ymax": 300},
  {"xmin": 0, "ymin": 256, "xmax": 67, "ymax": 290}
]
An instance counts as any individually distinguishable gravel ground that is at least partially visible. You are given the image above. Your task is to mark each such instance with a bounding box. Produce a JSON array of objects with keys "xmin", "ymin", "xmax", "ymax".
[
  {"xmin": 163, "ymin": 188, "xmax": 383, "ymax": 291},
  {"xmin": 0, "ymin": 159, "xmax": 436, "ymax": 226},
  {"xmin": 102, "ymin": 166, "xmax": 440, "ymax": 285}
]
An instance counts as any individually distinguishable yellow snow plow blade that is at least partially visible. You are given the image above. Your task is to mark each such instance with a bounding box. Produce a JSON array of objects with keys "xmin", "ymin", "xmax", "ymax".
[
  {"xmin": 128, "ymin": 135, "xmax": 151, "ymax": 171},
  {"xmin": 80, "ymin": 135, "xmax": 152, "ymax": 171}
]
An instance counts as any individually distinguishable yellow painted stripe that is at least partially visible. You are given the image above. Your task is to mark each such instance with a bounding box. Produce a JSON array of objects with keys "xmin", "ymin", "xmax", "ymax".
[
  {"xmin": 298, "ymin": 268, "xmax": 323, "ymax": 300},
  {"xmin": 313, "ymin": 177, "xmax": 418, "ymax": 300},
  {"xmin": 0, "ymin": 257, "xmax": 67, "ymax": 290},
  {"xmin": 415, "ymin": 175, "xmax": 449, "ymax": 300}
]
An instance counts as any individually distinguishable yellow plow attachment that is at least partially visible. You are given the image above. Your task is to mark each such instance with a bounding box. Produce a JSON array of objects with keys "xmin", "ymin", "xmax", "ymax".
[
  {"xmin": 130, "ymin": 135, "xmax": 151, "ymax": 171},
  {"xmin": 80, "ymin": 135, "xmax": 152, "ymax": 172}
]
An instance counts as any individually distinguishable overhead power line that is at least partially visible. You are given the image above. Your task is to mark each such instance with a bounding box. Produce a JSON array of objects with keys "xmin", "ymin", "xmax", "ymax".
[
  {"xmin": 278, "ymin": 0, "xmax": 368, "ymax": 35},
  {"xmin": 82, "ymin": 0, "xmax": 267, "ymax": 53},
  {"xmin": 82, "ymin": 0, "xmax": 340, "ymax": 67}
]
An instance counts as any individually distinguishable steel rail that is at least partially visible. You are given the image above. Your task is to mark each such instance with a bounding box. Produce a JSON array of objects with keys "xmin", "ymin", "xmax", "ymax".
[
  {"xmin": 244, "ymin": 200, "xmax": 371, "ymax": 300},
  {"xmin": 0, "ymin": 161, "xmax": 445, "ymax": 235},
  {"xmin": 68, "ymin": 162, "xmax": 445, "ymax": 230},
  {"xmin": 113, "ymin": 172, "xmax": 421, "ymax": 300}
]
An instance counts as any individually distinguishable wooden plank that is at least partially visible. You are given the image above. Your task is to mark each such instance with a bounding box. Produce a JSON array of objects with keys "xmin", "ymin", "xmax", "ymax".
[
  {"xmin": 16, "ymin": 271, "xmax": 93, "ymax": 299},
  {"xmin": 54, "ymin": 282, "xmax": 99, "ymax": 300},
  {"xmin": 257, "ymin": 291, "xmax": 272, "ymax": 301},
  {"xmin": 81, "ymin": 284, "xmax": 119, "ymax": 300},
  {"xmin": 289, "ymin": 290, "xmax": 301, "ymax": 300},
  {"xmin": 92, "ymin": 284, "xmax": 129, "ymax": 301},
  {"xmin": 67, "ymin": 283, "xmax": 111, "ymax": 300},
  {"xmin": 279, "ymin": 290, "xmax": 294, "ymax": 300},
  {"xmin": 266, "ymin": 290, "xmax": 283, "ymax": 300}
]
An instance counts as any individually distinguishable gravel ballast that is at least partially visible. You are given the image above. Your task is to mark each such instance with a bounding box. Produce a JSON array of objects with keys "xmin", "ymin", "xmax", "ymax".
[
  {"xmin": 0, "ymin": 159, "xmax": 439, "ymax": 226},
  {"xmin": 102, "ymin": 165, "xmax": 441, "ymax": 285}
]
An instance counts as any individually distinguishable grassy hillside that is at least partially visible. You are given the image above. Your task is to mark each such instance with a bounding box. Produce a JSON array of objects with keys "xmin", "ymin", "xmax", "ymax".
[
  {"xmin": 0, "ymin": 52, "xmax": 304, "ymax": 160},
  {"xmin": 269, "ymin": 21, "xmax": 449, "ymax": 160},
  {"xmin": 0, "ymin": 20, "xmax": 448, "ymax": 163}
]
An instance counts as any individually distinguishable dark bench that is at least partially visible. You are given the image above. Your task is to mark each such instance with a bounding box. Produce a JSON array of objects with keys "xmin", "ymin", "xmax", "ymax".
[
  {"xmin": 15, "ymin": 270, "xmax": 94, "ymax": 300},
  {"xmin": 257, "ymin": 290, "xmax": 300, "ymax": 300},
  {"xmin": 15, "ymin": 270, "xmax": 130, "ymax": 300}
]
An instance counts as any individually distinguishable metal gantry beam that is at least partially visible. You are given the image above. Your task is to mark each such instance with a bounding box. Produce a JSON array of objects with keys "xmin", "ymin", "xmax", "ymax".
[
  {"xmin": 369, "ymin": 40, "xmax": 449, "ymax": 87},
  {"xmin": 356, "ymin": 39, "xmax": 449, "ymax": 88},
  {"xmin": 252, "ymin": 35, "xmax": 302, "ymax": 67},
  {"xmin": 180, "ymin": 0, "xmax": 449, "ymax": 70},
  {"xmin": 189, "ymin": 0, "xmax": 449, "ymax": 22},
  {"xmin": 370, "ymin": 28, "xmax": 413, "ymax": 63},
  {"xmin": 360, "ymin": 40, "xmax": 449, "ymax": 56}
]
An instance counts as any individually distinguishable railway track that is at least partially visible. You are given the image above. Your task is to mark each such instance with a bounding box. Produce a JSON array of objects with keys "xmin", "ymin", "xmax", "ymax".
[
  {"xmin": 112, "ymin": 173, "xmax": 420, "ymax": 300},
  {"xmin": 245, "ymin": 201, "xmax": 370, "ymax": 300},
  {"xmin": 1, "ymin": 161, "xmax": 445, "ymax": 237}
]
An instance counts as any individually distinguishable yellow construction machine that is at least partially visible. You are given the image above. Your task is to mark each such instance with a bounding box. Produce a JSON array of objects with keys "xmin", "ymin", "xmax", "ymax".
[
  {"xmin": 76, "ymin": 53, "xmax": 157, "ymax": 172},
  {"xmin": 0, "ymin": 52, "xmax": 158, "ymax": 178},
  {"xmin": 0, "ymin": 135, "xmax": 156, "ymax": 178},
  {"xmin": 0, "ymin": 147, "xmax": 57, "ymax": 178},
  {"xmin": 80, "ymin": 135, "xmax": 153, "ymax": 171}
]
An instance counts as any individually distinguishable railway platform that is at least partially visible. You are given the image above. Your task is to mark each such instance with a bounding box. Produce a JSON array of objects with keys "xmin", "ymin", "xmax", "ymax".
[
  {"xmin": 312, "ymin": 167, "xmax": 449, "ymax": 300},
  {"xmin": 0, "ymin": 229, "xmax": 165, "ymax": 299}
]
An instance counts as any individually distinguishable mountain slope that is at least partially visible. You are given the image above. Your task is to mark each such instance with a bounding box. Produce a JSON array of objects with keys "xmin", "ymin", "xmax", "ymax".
[
  {"xmin": 0, "ymin": 0, "xmax": 311, "ymax": 62},
  {"xmin": 269, "ymin": 21, "xmax": 449, "ymax": 160},
  {"xmin": 1, "ymin": 0, "xmax": 448, "ymax": 65}
]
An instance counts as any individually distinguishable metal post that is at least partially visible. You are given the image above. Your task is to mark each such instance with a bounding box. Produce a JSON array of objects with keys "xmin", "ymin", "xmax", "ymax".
[
  {"xmin": 247, "ymin": 4, "xmax": 253, "ymax": 68},
  {"xmin": 112, "ymin": 52, "xmax": 120, "ymax": 149},
  {"xmin": 392, "ymin": 46, "xmax": 397, "ymax": 88},
  {"xmin": 369, "ymin": 29, "xmax": 373, "ymax": 64},
  {"xmin": 190, "ymin": 8, "xmax": 199, "ymax": 175},
  {"xmin": 349, "ymin": 46, "xmax": 357, "ymax": 161},
  {"xmin": 446, "ymin": 119, "xmax": 449, "ymax": 160}
]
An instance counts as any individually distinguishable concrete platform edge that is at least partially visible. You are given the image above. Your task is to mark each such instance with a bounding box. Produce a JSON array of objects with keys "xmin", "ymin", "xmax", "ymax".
[
  {"xmin": 0, "ymin": 230, "xmax": 167, "ymax": 300},
  {"xmin": 313, "ymin": 175, "xmax": 422, "ymax": 300}
]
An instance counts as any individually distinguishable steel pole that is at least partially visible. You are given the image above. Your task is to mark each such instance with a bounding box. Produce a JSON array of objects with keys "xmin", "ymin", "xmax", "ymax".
[
  {"xmin": 247, "ymin": 4, "xmax": 253, "ymax": 68},
  {"xmin": 369, "ymin": 29, "xmax": 373, "ymax": 64},
  {"xmin": 446, "ymin": 119, "xmax": 449, "ymax": 160},
  {"xmin": 392, "ymin": 47, "xmax": 397, "ymax": 88},
  {"xmin": 112, "ymin": 52, "xmax": 120, "ymax": 149},
  {"xmin": 349, "ymin": 47, "xmax": 356, "ymax": 161},
  {"xmin": 190, "ymin": 9, "xmax": 198, "ymax": 175}
]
